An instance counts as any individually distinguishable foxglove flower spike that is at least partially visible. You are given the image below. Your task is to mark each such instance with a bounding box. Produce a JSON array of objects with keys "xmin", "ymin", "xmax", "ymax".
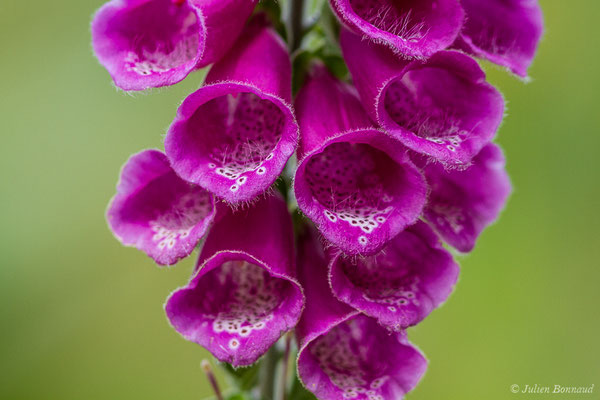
[
  {"xmin": 165, "ymin": 194, "xmax": 304, "ymax": 366},
  {"xmin": 166, "ymin": 21, "xmax": 298, "ymax": 204},
  {"xmin": 341, "ymin": 29, "xmax": 505, "ymax": 166},
  {"xmin": 106, "ymin": 149, "xmax": 216, "ymax": 266},
  {"xmin": 294, "ymin": 65, "xmax": 426, "ymax": 255},
  {"xmin": 296, "ymin": 227, "xmax": 427, "ymax": 400}
]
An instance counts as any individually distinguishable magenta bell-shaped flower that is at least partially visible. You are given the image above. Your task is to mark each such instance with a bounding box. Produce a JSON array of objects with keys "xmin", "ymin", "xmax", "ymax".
[
  {"xmin": 296, "ymin": 226, "xmax": 427, "ymax": 400},
  {"xmin": 106, "ymin": 149, "xmax": 216, "ymax": 266},
  {"xmin": 420, "ymin": 143, "xmax": 512, "ymax": 252},
  {"xmin": 165, "ymin": 20, "xmax": 299, "ymax": 204},
  {"xmin": 454, "ymin": 0, "xmax": 544, "ymax": 78},
  {"xmin": 293, "ymin": 65, "xmax": 426, "ymax": 256},
  {"xmin": 165, "ymin": 194, "xmax": 304, "ymax": 366},
  {"xmin": 91, "ymin": 0, "xmax": 257, "ymax": 90},
  {"xmin": 329, "ymin": 0, "xmax": 464, "ymax": 59},
  {"xmin": 341, "ymin": 29, "xmax": 505, "ymax": 166},
  {"xmin": 329, "ymin": 221, "xmax": 459, "ymax": 331}
]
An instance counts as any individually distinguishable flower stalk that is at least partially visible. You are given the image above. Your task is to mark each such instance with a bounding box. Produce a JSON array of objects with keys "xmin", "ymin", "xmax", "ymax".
[
  {"xmin": 201, "ymin": 360, "xmax": 224, "ymax": 400},
  {"xmin": 290, "ymin": 0, "xmax": 306, "ymax": 51}
]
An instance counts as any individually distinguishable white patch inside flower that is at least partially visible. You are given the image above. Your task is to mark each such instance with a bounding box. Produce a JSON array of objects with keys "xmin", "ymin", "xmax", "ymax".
[
  {"xmin": 210, "ymin": 261, "xmax": 284, "ymax": 338},
  {"xmin": 306, "ymin": 143, "xmax": 397, "ymax": 236},
  {"xmin": 342, "ymin": 253, "xmax": 422, "ymax": 309},
  {"xmin": 334, "ymin": 205, "xmax": 394, "ymax": 234},
  {"xmin": 204, "ymin": 93, "xmax": 284, "ymax": 181},
  {"xmin": 150, "ymin": 191, "xmax": 211, "ymax": 250},
  {"xmin": 385, "ymin": 72, "xmax": 475, "ymax": 149},
  {"xmin": 125, "ymin": 13, "xmax": 199, "ymax": 75},
  {"xmin": 310, "ymin": 319, "xmax": 389, "ymax": 396},
  {"xmin": 431, "ymin": 203, "xmax": 465, "ymax": 233}
]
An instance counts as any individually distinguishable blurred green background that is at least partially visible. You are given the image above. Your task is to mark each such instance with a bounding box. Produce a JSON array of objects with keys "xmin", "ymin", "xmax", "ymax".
[{"xmin": 1, "ymin": 0, "xmax": 599, "ymax": 399}]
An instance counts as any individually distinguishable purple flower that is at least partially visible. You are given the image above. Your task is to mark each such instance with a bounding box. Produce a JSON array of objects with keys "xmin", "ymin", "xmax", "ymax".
[
  {"xmin": 341, "ymin": 29, "xmax": 505, "ymax": 166},
  {"xmin": 329, "ymin": 0, "xmax": 464, "ymax": 58},
  {"xmin": 106, "ymin": 149, "xmax": 216, "ymax": 266},
  {"xmin": 165, "ymin": 194, "xmax": 304, "ymax": 366},
  {"xmin": 421, "ymin": 143, "xmax": 512, "ymax": 253},
  {"xmin": 329, "ymin": 221, "xmax": 459, "ymax": 331},
  {"xmin": 296, "ymin": 227, "xmax": 427, "ymax": 400},
  {"xmin": 454, "ymin": 0, "xmax": 544, "ymax": 78},
  {"xmin": 91, "ymin": 0, "xmax": 257, "ymax": 91},
  {"xmin": 293, "ymin": 66, "xmax": 426, "ymax": 256},
  {"xmin": 165, "ymin": 20, "xmax": 298, "ymax": 204}
]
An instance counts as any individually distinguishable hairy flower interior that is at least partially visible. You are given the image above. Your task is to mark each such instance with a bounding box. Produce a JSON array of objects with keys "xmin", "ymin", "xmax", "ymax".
[
  {"xmin": 187, "ymin": 92, "xmax": 285, "ymax": 189},
  {"xmin": 348, "ymin": 0, "xmax": 435, "ymax": 41},
  {"xmin": 384, "ymin": 67, "xmax": 487, "ymax": 151},
  {"xmin": 338, "ymin": 237, "xmax": 426, "ymax": 311},
  {"xmin": 472, "ymin": 24, "xmax": 518, "ymax": 57},
  {"xmin": 462, "ymin": 0, "xmax": 521, "ymax": 57},
  {"xmin": 428, "ymin": 199, "xmax": 466, "ymax": 235},
  {"xmin": 307, "ymin": 316, "xmax": 392, "ymax": 399},
  {"xmin": 110, "ymin": 0, "xmax": 199, "ymax": 75},
  {"xmin": 187, "ymin": 260, "xmax": 294, "ymax": 348},
  {"xmin": 305, "ymin": 142, "xmax": 404, "ymax": 239},
  {"xmin": 120, "ymin": 171, "xmax": 212, "ymax": 249}
]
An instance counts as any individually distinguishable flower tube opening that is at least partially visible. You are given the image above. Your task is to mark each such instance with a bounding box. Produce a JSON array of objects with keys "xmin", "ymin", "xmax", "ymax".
[
  {"xmin": 299, "ymin": 315, "xmax": 427, "ymax": 400},
  {"xmin": 166, "ymin": 23, "xmax": 298, "ymax": 203},
  {"xmin": 168, "ymin": 86, "xmax": 291, "ymax": 201},
  {"xmin": 373, "ymin": 55, "xmax": 503, "ymax": 166},
  {"xmin": 165, "ymin": 194, "xmax": 303, "ymax": 366},
  {"xmin": 92, "ymin": 0, "xmax": 204, "ymax": 90},
  {"xmin": 340, "ymin": 31, "xmax": 504, "ymax": 165},
  {"xmin": 106, "ymin": 149, "xmax": 215, "ymax": 265},
  {"xmin": 331, "ymin": 0, "xmax": 464, "ymax": 58},
  {"xmin": 166, "ymin": 253, "xmax": 301, "ymax": 365},
  {"xmin": 294, "ymin": 67, "xmax": 426, "ymax": 255},
  {"xmin": 329, "ymin": 221, "xmax": 459, "ymax": 330},
  {"xmin": 297, "ymin": 136, "xmax": 424, "ymax": 255},
  {"xmin": 456, "ymin": 0, "xmax": 544, "ymax": 78},
  {"xmin": 295, "ymin": 225, "xmax": 427, "ymax": 400},
  {"xmin": 296, "ymin": 135, "xmax": 425, "ymax": 256},
  {"xmin": 382, "ymin": 65, "xmax": 501, "ymax": 163},
  {"xmin": 423, "ymin": 143, "xmax": 511, "ymax": 252}
]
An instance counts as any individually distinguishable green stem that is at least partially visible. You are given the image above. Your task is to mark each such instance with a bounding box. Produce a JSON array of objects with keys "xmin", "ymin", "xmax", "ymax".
[
  {"xmin": 263, "ymin": 2, "xmax": 305, "ymax": 399},
  {"xmin": 260, "ymin": 346, "xmax": 279, "ymax": 400},
  {"xmin": 278, "ymin": 333, "xmax": 293, "ymax": 400},
  {"xmin": 290, "ymin": 0, "xmax": 306, "ymax": 51}
]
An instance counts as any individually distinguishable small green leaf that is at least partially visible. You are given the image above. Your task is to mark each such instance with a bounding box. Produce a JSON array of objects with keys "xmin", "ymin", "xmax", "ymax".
[
  {"xmin": 221, "ymin": 363, "xmax": 261, "ymax": 391},
  {"xmin": 225, "ymin": 393, "xmax": 253, "ymax": 400},
  {"xmin": 289, "ymin": 375, "xmax": 318, "ymax": 400},
  {"xmin": 256, "ymin": 0, "xmax": 288, "ymax": 41},
  {"xmin": 292, "ymin": 50, "xmax": 316, "ymax": 95},
  {"xmin": 303, "ymin": 0, "xmax": 326, "ymax": 27},
  {"xmin": 300, "ymin": 27, "xmax": 327, "ymax": 53},
  {"xmin": 319, "ymin": 53, "xmax": 349, "ymax": 80}
]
